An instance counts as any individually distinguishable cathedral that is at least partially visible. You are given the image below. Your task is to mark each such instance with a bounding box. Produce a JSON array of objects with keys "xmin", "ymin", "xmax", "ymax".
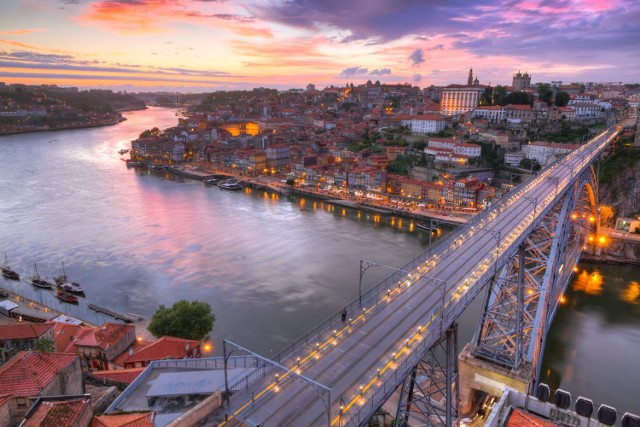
[{"xmin": 512, "ymin": 71, "xmax": 531, "ymax": 90}]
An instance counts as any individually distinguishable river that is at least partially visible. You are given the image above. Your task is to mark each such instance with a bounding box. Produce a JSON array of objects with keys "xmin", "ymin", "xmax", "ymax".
[{"xmin": 0, "ymin": 107, "xmax": 637, "ymax": 415}]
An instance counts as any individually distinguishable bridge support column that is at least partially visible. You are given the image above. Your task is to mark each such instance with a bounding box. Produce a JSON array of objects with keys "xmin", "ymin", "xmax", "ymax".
[
  {"xmin": 393, "ymin": 324, "xmax": 458, "ymax": 427},
  {"xmin": 458, "ymin": 343, "xmax": 532, "ymax": 415}
]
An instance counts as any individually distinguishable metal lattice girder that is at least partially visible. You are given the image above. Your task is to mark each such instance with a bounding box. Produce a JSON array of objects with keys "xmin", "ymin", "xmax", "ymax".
[
  {"xmin": 394, "ymin": 325, "xmax": 458, "ymax": 427},
  {"xmin": 472, "ymin": 166, "xmax": 599, "ymax": 377}
]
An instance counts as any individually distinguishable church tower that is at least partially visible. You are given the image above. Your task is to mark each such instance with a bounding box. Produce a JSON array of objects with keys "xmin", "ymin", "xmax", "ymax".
[{"xmin": 468, "ymin": 68, "xmax": 474, "ymax": 86}]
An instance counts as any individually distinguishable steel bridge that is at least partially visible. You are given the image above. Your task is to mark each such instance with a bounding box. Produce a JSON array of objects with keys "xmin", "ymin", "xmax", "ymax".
[{"xmin": 213, "ymin": 125, "xmax": 622, "ymax": 426}]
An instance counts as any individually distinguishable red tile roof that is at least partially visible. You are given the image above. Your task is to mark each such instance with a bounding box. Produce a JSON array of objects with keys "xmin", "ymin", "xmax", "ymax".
[
  {"xmin": 0, "ymin": 351, "xmax": 78, "ymax": 397},
  {"xmin": 0, "ymin": 394, "xmax": 11, "ymax": 408},
  {"xmin": 122, "ymin": 336, "xmax": 200, "ymax": 365},
  {"xmin": 74, "ymin": 323, "xmax": 134, "ymax": 350},
  {"xmin": 90, "ymin": 412, "xmax": 154, "ymax": 427},
  {"xmin": 91, "ymin": 368, "xmax": 145, "ymax": 384},
  {"xmin": 0, "ymin": 323, "xmax": 54, "ymax": 341},
  {"xmin": 506, "ymin": 408, "xmax": 559, "ymax": 427},
  {"xmin": 52, "ymin": 323, "xmax": 95, "ymax": 353},
  {"xmin": 22, "ymin": 398, "xmax": 91, "ymax": 427}
]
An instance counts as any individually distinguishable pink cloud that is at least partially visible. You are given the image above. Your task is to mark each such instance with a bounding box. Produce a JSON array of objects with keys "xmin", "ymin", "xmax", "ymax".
[{"xmin": 77, "ymin": 0, "xmax": 272, "ymax": 37}]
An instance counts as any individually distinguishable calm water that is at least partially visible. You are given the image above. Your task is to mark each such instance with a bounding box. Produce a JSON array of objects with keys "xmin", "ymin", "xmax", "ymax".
[{"xmin": 0, "ymin": 107, "xmax": 637, "ymax": 415}]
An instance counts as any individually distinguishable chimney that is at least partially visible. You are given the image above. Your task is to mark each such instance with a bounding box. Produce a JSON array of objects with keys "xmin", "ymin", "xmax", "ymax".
[
  {"xmin": 128, "ymin": 347, "xmax": 134, "ymax": 356},
  {"xmin": 185, "ymin": 343, "xmax": 190, "ymax": 352}
]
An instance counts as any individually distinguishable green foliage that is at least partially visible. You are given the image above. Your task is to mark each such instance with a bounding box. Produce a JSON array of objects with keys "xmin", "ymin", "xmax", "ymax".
[
  {"xmin": 387, "ymin": 154, "xmax": 416, "ymax": 175},
  {"xmin": 493, "ymin": 85, "xmax": 508, "ymax": 106},
  {"xmin": 600, "ymin": 137, "xmax": 640, "ymax": 183},
  {"xmin": 505, "ymin": 90, "xmax": 532, "ymax": 106},
  {"xmin": 148, "ymin": 300, "xmax": 215, "ymax": 341},
  {"xmin": 554, "ymin": 91, "xmax": 570, "ymax": 107},
  {"xmin": 480, "ymin": 86, "xmax": 493, "ymax": 106},
  {"xmin": 33, "ymin": 338, "xmax": 56, "ymax": 352},
  {"xmin": 139, "ymin": 127, "xmax": 160, "ymax": 138},
  {"xmin": 519, "ymin": 158, "xmax": 541, "ymax": 171},
  {"xmin": 538, "ymin": 126, "xmax": 589, "ymax": 144},
  {"xmin": 537, "ymin": 83, "xmax": 553, "ymax": 106},
  {"xmin": 412, "ymin": 140, "xmax": 427, "ymax": 150}
]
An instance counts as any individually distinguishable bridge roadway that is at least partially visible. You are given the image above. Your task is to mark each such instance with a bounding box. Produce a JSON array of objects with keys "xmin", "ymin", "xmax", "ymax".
[{"xmin": 217, "ymin": 127, "xmax": 620, "ymax": 426}]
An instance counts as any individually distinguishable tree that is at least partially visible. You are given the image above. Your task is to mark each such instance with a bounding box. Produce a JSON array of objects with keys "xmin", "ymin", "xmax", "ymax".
[
  {"xmin": 493, "ymin": 85, "xmax": 508, "ymax": 106},
  {"xmin": 506, "ymin": 91, "xmax": 532, "ymax": 105},
  {"xmin": 555, "ymin": 91, "xmax": 570, "ymax": 107},
  {"xmin": 148, "ymin": 300, "xmax": 215, "ymax": 341},
  {"xmin": 480, "ymin": 86, "xmax": 494, "ymax": 106},
  {"xmin": 33, "ymin": 338, "xmax": 55, "ymax": 352},
  {"xmin": 537, "ymin": 83, "xmax": 553, "ymax": 106}
]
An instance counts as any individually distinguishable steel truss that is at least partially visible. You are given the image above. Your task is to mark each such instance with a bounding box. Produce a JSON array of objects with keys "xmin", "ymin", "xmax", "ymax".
[
  {"xmin": 471, "ymin": 166, "xmax": 598, "ymax": 382},
  {"xmin": 394, "ymin": 324, "xmax": 458, "ymax": 427}
]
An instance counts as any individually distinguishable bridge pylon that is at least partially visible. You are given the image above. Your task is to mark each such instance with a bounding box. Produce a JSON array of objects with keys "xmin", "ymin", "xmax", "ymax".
[
  {"xmin": 393, "ymin": 324, "xmax": 458, "ymax": 427},
  {"xmin": 459, "ymin": 164, "xmax": 600, "ymax": 415}
]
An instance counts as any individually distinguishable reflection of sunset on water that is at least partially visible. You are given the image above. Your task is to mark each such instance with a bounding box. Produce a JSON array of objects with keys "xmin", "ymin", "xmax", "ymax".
[
  {"xmin": 622, "ymin": 281, "xmax": 640, "ymax": 304},
  {"xmin": 572, "ymin": 270, "xmax": 604, "ymax": 295}
]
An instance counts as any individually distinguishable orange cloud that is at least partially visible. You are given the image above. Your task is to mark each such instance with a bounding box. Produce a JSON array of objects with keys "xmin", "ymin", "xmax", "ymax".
[
  {"xmin": 0, "ymin": 28, "xmax": 45, "ymax": 35},
  {"xmin": 0, "ymin": 39, "xmax": 76, "ymax": 55}
]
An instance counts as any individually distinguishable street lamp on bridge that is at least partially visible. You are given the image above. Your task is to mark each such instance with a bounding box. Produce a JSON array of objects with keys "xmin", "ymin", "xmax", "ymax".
[
  {"xmin": 358, "ymin": 260, "xmax": 412, "ymax": 307},
  {"xmin": 523, "ymin": 195, "xmax": 538, "ymax": 217}
]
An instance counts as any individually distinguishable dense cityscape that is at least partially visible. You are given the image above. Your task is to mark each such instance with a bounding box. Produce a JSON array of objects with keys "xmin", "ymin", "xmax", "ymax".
[
  {"xmin": 1, "ymin": 71, "xmax": 639, "ymax": 426},
  {"xmin": 2, "ymin": 0, "xmax": 640, "ymax": 425}
]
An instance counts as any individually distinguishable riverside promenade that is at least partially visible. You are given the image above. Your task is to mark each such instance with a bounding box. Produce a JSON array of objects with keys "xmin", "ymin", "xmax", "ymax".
[{"xmin": 165, "ymin": 162, "xmax": 471, "ymax": 225}]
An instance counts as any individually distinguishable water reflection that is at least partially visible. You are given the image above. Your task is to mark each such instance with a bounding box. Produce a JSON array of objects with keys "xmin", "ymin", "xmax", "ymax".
[{"xmin": 541, "ymin": 263, "xmax": 640, "ymax": 415}]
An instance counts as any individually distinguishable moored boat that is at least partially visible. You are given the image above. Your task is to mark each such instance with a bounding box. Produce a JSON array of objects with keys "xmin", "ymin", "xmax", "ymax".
[
  {"xmin": 416, "ymin": 222, "xmax": 439, "ymax": 233},
  {"xmin": 58, "ymin": 281, "xmax": 85, "ymax": 294},
  {"xmin": 56, "ymin": 290, "xmax": 78, "ymax": 304},
  {"xmin": 54, "ymin": 262, "xmax": 85, "ymax": 294},
  {"xmin": 1, "ymin": 253, "xmax": 20, "ymax": 281},
  {"xmin": 203, "ymin": 176, "xmax": 219, "ymax": 185},
  {"xmin": 218, "ymin": 180, "xmax": 243, "ymax": 191},
  {"xmin": 29, "ymin": 264, "xmax": 54, "ymax": 289}
]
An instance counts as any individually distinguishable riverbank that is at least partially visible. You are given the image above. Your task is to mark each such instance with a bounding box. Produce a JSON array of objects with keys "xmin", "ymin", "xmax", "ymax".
[
  {"xmin": 0, "ymin": 115, "xmax": 127, "ymax": 136},
  {"xmin": 164, "ymin": 162, "xmax": 471, "ymax": 225},
  {"xmin": 581, "ymin": 227, "xmax": 640, "ymax": 265}
]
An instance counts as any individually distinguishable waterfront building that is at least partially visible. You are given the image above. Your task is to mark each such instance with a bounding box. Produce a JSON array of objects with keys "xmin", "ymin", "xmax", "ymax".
[
  {"xmin": 73, "ymin": 323, "xmax": 136, "ymax": 371},
  {"xmin": 265, "ymin": 143, "xmax": 290, "ymax": 173}
]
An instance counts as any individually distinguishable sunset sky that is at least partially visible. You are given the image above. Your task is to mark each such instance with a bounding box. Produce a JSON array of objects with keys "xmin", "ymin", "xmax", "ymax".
[{"xmin": 1, "ymin": 0, "xmax": 638, "ymax": 92}]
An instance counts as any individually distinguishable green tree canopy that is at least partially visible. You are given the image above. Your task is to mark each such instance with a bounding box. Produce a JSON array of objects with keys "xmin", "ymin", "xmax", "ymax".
[
  {"xmin": 506, "ymin": 91, "xmax": 532, "ymax": 106},
  {"xmin": 554, "ymin": 91, "xmax": 570, "ymax": 107},
  {"xmin": 537, "ymin": 83, "xmax": 554, "ymax": 106},
  {"xmin": 480, "ymin": 86, "xmax": 494, "ymax": 106},
  {"xmin": 33, "ymin": 338, "xmax": 55, "ymax": 352},
  {"xmin": 493, "ymin": 85, "xmax": 508, "ymax": 106},
  {"xmin": 148, "ymin": 300, "xmax": 215, "ymax": 341}
]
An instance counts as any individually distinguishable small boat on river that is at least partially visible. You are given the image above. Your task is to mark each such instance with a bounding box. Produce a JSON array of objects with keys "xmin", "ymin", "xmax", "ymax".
[
  {"xmin": 29, "ymin": 264, "xmax": 54, "ymax": 289},
  {"xmin": 416, "ymin": 223, "xmax": 439, "ymax": 233},
  {"xmin": 56, "ymin": 290, "xmax": 78, "ymax": 304},
  {"xmin": 203, "ymin": 176, "xmax": 219, "ymax": 185},
  {"xmin": 54, "ymin": 262, "xmax": 85, "ymax": 294},
  {"xmin": 218, "ymin": 180, "xmax": 243, "ymax": 191},
  {"xmin": 1, "ymin": 253, "xmax": 20, "ymax": 281}
]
